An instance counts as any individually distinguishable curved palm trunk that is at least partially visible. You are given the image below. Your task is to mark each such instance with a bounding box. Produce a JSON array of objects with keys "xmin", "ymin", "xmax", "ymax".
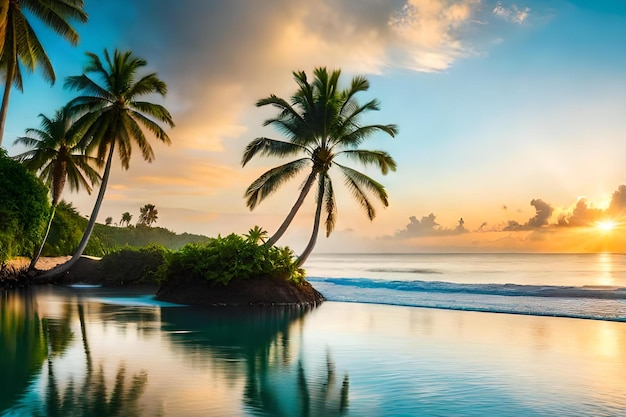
[
  {"xmin": 265, "ymin": 169, "xmax": 319, "ymax": 247},
  {"xmin": 296, "ymin": 178, "xmax": 325, "ymax": 267},
  {"xmin": 29, "ymin": 205, "xmax": 57, "ymax": 270},
  {"xmin": 0, "ymin": 63, "xmax": 15, "ymax": 147},
  {"xmin": 38, "ymin": 144, "xmax": 115, "ymax": 279}
]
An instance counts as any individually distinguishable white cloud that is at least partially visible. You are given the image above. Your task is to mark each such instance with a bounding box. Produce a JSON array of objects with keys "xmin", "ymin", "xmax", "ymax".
[{"xmin": 493, "ymin": 1, "xmax": 530, "ymax": 24}]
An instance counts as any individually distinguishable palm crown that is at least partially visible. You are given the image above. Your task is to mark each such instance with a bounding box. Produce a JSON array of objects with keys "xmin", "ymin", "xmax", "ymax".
[
  {"xmin": 64, "ymin": 49, "xmax": 174, "ymax": 168},
  {"xmin": 12, "ymin": 105, "xmax": 101, "ymax": 205}
]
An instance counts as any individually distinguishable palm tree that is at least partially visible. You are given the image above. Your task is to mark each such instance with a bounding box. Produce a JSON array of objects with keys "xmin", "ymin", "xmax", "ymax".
[
  {"xmin": 0, "ymin": 0, "xmax": 88, "ymax": 147},
  {"xmin": 242, "ymin": 68, "xmax": 397, "ymax": 266},
  {"xmin": 120, "ymin": 212, "xmax": 132, "ymax": 227},
  {"xmin": 13, "ymin": 105, "xmax": 101, "ymax": 269},
  {"xmin": 244, "ymin": 225, "xmax": 268, "ymax": 245},
  {"xmin": 40, "ymin": 49, "xmax": 174, "ymax": 278},
  {"xmin": 138, "ymin": 203, "xmax": 158, "ymax": 227}
]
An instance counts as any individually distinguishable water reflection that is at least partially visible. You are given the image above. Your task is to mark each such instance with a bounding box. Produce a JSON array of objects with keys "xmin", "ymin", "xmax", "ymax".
[
  {"xmin": 160, "ymin": 306, "xmax": 350, "ymax": 416},
  {"xmin": 0, "ymin": 289, "xmax": 47, "ymax": 412},
  {"xmin": 1, "ymin": 288, "xmax": 348, "ymax": 417}
]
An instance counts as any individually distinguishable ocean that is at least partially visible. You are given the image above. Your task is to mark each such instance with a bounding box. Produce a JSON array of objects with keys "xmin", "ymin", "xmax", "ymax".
[{"xmin": 306, "ymin": 252, "xmax": 626, "ymax": 322}]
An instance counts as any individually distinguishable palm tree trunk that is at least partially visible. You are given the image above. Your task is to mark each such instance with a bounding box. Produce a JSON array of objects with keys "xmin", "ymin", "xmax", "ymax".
[
  {"xmin": 37, "ymin": 144, "xmax": 115, "ymax": 279},
  {"xmin": 0, "ymin": 63, "xmax": 15, "ymax": 148},
  {"xmin": 296, "ymin": 178, "xmax": 325, "ymax": 267},
  {"xmin": 29, "ymin": 204, "xmax": 57, "ymax": 270},
  {"xmin": 265, "ymin": 169, "xmax": 319, "ymax": 247}
]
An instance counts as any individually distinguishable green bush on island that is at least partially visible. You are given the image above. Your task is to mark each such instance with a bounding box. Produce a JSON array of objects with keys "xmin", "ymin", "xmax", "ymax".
[
  {"xmin": 157, "ymin": 233, "xmax": 305, "ymax": 286},
  {"xmin": 0, "ymin": 150, "xmax": 50, "ymax": 263},
  {"xmin": 100, "ymin": 245, "xmax": 171, "ymax": 284}
]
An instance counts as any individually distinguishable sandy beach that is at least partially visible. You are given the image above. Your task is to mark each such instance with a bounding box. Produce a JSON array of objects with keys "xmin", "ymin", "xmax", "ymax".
[{"xmin": 6, "ymin": 256, "xmax": 71, "ymax": 271}]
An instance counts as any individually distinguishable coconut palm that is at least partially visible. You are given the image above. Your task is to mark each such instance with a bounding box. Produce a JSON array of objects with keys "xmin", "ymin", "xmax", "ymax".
[
  {"xmin": 242, "ymin": 68, "xmax": 397, "ymax": 266},
  {"xmin": 138, "ymin": 203, "xmax": 158, "ymax": 227},
  {"xmin": 40, "ymin": 49, "xmax": 174, "ymax": 278},
  {"xmin": 244, "ymin": 225, "xmax": 268, "ymax": 245},
  {"xmin": 0, "ymin": 0, "xmax": 88, "ymax": 147},
  {"xmin": 120, "ymin": 212, "xmax": 132, "ymax": 227},
  {"xmin": 13, "ymin": 105, "xmax": 101, "ymax": 269}
]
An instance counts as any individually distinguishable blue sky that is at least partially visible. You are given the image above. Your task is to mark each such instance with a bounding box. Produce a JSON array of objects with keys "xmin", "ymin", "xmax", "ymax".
[{"xmin": 4, "ymin": 0, "xmax": 626, "ymax": 253}]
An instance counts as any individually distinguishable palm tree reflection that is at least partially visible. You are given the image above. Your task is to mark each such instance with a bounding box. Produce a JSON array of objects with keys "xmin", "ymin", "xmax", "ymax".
[
  {"xmin": 0, "ymin": 289, "xmax": 150, "ymax": 417},
  {"xmin": 161, "ymin": 306, "xmax": 350, "ymax": 416}
]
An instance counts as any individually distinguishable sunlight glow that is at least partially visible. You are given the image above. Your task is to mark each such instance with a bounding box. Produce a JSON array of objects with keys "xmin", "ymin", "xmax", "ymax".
[{"xmin": 596, "ymin": 220, "xmax": 617, "ymax": 232}]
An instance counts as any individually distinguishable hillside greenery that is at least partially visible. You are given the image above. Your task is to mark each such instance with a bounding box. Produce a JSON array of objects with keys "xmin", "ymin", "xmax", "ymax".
[{"xmin": 42, "ymin": 201, "xmax": 211, "ymax": 257}]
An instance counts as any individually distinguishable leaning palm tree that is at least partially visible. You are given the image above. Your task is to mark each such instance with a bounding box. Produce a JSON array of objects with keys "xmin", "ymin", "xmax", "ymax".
[
  {"xmin": 40, "ymin": 49, "xmax": 174, "ymax": 278},
  {"xmin": 13, "ymin": 105, "xmax": 101, "ymax": 269},
  {"xmin": 242, "ymin": 68, "xmax": 397, "ymax": 266},
  {"xmin": 0, "ymin": 0, "xmax": 88, "ymax": 147}
]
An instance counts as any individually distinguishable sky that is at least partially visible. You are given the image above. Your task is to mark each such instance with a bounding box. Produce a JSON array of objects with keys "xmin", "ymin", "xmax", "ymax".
[{"xmin": 4, "ymin": 0, "xmax": 626, "ymax": 253}]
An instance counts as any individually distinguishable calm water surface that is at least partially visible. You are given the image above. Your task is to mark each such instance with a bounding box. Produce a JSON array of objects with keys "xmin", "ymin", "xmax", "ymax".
[{"xmin": 2, "ymin": 253, "xmax": 626, "ymax": 416}]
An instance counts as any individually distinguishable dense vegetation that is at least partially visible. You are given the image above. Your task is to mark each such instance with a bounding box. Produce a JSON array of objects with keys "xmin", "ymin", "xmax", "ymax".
[
  {"xmin": 157, "ymin": 234, "xmax": 305, "ymax": 286},
  {"xmin": 0, "ymin": 150, "xmax": 50, "ymax": 263},
  {"xmin": 99, "ymin": 245, "xmax": 169, "ymax": 285}
]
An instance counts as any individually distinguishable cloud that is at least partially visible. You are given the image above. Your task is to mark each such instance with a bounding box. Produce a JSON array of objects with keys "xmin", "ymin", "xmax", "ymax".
[
  {"xmin": 492, "ymin": 1, "xmax": 530, "ymax": 23},
  {"xmin": 503, "ymin": 198, "xmax": 553, "ymax": 231},
  {"xmin": 392, "ymin": 213, "xmax": 468, "ymax": 238}
]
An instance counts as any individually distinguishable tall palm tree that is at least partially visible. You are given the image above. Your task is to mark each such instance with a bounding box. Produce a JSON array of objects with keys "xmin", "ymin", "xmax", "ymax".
[
  {"xmin": 242, "ymin": 68, "xmax": 397, "ymax": 266},
  {"xmin": 0, "ymin": 0, "xmax": 88, "ymax": 147},
  {"xmin": 40, "ymin": 49, "xmax": 174, "ymax": 278},
  {"xmin": 13, "ymin": 105, "xmax": 101, "ymax": 269},
  {"xmin": 138, "ymin": 203, "xmax": 158, "ymax": 227}
]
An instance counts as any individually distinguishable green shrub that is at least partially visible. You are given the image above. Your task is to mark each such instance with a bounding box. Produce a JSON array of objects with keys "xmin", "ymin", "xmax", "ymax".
[
  {"xmin": 100, "ymin": 245, "xmax": 171, "ymax": 284},
  {"xmin": 158, "ymin": 233, "xmax": 305, "ymax": 286},
  {"xmin": 0, "ymin": 150, "xmax": 50, "ymax": 262}
]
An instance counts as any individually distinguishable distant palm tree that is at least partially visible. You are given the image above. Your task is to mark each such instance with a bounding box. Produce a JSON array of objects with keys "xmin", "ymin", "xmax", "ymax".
[
  {"xmin": 242, "ymin": 68, "xmax": 397, "ymax": 266},
  {"xmin": 244, "ymin": 225, "xmax": 268, "ymax": 245},
  {"xmin": 0, "ymin": 0, "xmax": 88, "ymax": 147},
  {"xmin": 13, "ymin": 105, "xmax": 101, "ymax": 269},
  {"xmin": 40, "ymin": 49, "xmax": 174, "ymax": 278},
  {"xmin": 104, "ymin": 217, "xmax": 113, "ymax": 226},
  {"xmin": 138, "ymin": 204, "xmax": 158, "ymax": 227},
  {"xmin": 120, "ymin": 212, "xmax": 132, "ymax": 227}
]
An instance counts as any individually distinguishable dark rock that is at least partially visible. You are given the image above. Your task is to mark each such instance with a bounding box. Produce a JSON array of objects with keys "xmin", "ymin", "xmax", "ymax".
[{"xmin": 155, "ymin": 276, "xmax": 325, "ymax": 307}]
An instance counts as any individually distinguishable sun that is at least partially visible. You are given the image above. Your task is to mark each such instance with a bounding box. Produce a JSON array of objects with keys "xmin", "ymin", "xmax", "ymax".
[{"xmin": 596, "ymin": 220, "xmax": 617, "ymax": 232}]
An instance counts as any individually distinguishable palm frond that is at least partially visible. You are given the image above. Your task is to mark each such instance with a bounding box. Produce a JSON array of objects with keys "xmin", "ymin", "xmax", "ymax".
[
  {"xmin": 242, "ymin": 137, "xmax": 307, "ymax": 167},
  {"xmin": 244, "ymin": 159, "xmax": 311, "ymax": 209},
  {"xmin": 338, "ymin": 149, "xmax": 397, "ymax": 174},
  {"xmin": 336, "ymin": 163, "xmax": 390, "ymax": 219},
  {"xmin": 323, "ymin": 174, "xmax": 336, "ymax": 236}
]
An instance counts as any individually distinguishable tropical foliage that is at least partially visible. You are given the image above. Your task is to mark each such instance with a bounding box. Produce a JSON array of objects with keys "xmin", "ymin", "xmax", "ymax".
[
  {"xmin": 39, "ymin": 201, "xmax": 210, "ymax": 257},
  {"xmin": 0, "ymin": 0, "xmax": 88, "ymax": 146},
  {"xmin": 158, "ymin": 234, "xmax": 304, "ymax": 286},
  {"xmin": 244, "ymin": 225, "xmax": 268, "ymax": 244},
  {"xmin": 0, "ymin": 149, "xmax": 49, "ymax": 262},
  {"xmin": 42, "ymin": 49, "xmax": 174, "ymax": 277},
  {"xmin": 242, "ymin": 67, "xmax": 397, "ymax": 265},
  {"xmin": 99, "ymin": 245, "xmax": 170, "ymax": 285}
]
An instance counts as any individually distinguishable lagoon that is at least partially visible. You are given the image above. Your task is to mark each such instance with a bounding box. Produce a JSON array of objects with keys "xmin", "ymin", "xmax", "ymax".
[{"xmin": 2, "ymin": 279, "xmax": 626, "ymax": 416}]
